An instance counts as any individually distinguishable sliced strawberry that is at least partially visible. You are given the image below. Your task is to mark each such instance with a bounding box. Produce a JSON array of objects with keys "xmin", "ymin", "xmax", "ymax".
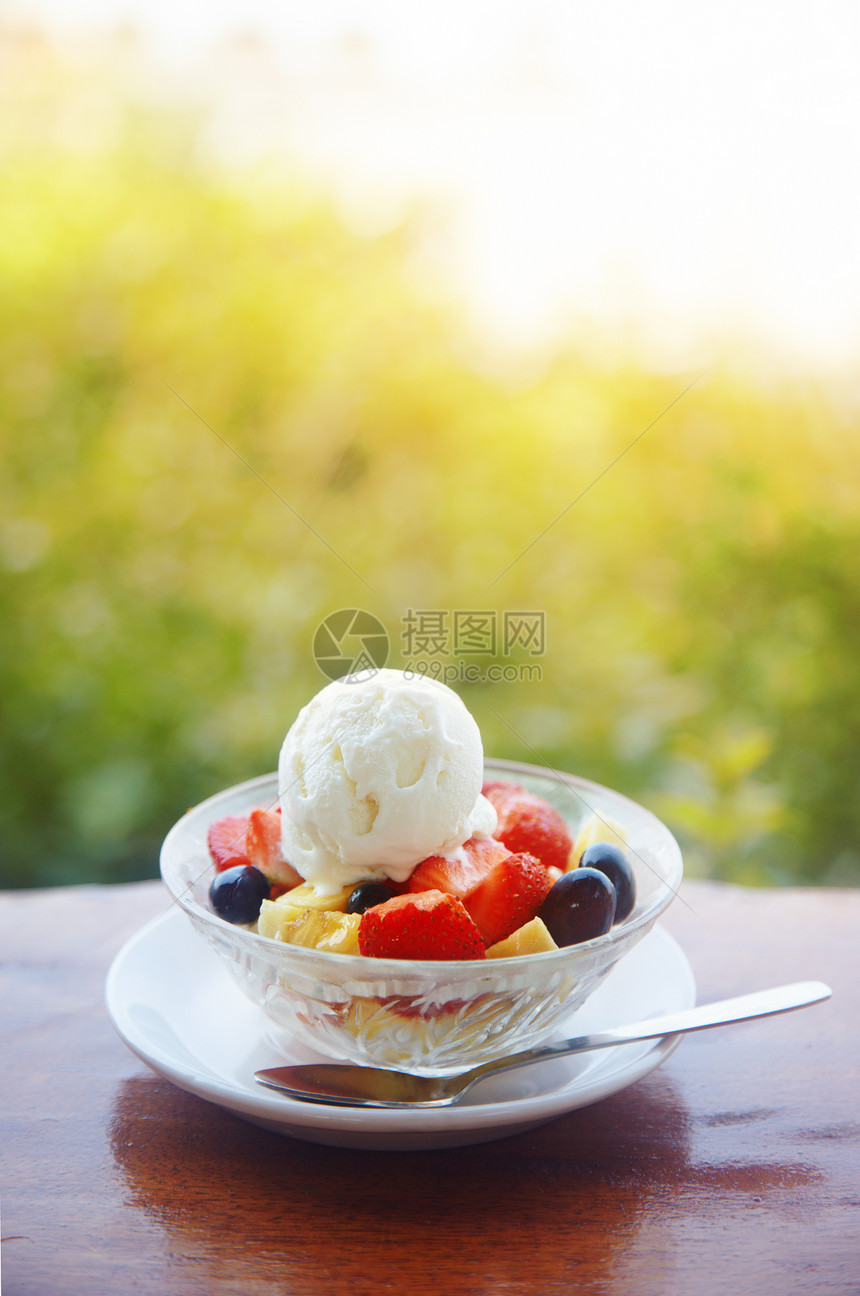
[
  {"xmin": 207, "ymin": 815, "xmax": 251, "ymax": 872},
  {"xmin": 358, "ymin": 890, "xmax": 486, "ymax": 960},
  {"xmin": 464, "ymin": 851, "xmax": 552, "ymax": 947},
  {"xmin": 244, "ymin": 808, "xmax": 280, "ymax": 866},
  {"xmin": 407, "ymin": 836, "xmax": 510, "ymax": 899},
  {"xmin": 483, "ymin": 783, "xmax": 573, "ymax": 873},
  {"xmin": 481, "ymin": 779, "xmax": 524, "ymax": 802},
  {"xmin": 245, "ymin": 808, "xmax": 303, "ymax": 888}
]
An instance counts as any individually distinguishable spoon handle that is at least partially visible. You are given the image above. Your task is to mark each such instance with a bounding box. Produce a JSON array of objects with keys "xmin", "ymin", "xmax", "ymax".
[{"xmin": 459, "ymin": 980, "xmax": 832, "ymax": 1092}]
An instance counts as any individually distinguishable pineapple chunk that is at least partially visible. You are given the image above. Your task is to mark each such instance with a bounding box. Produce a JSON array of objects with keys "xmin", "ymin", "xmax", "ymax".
[
  {"xmin": 258, "ymin": 897, "xmax": 288, "ymax": 939},
  {"xmin": 572, "ymin": 811, "xmax": 627, "ymax": 865},
  {"xmin": 268, "ymin": 881, "xmax": 355, "ymax": 914},
  {"xmin": 259, "ymin": 902, "xmax": 362, "ymax": 954},
  {"xmin": 485, "ymin": 916, "xmax": 558, "ymax": 958}
]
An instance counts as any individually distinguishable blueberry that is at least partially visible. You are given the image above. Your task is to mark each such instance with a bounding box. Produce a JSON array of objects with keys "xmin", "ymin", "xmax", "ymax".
[
  {"xmin": 579, "ymin": 842, "xmax": 636, "ymax": 922},
  {"xmin": 538, "ymin": 868, "xmax": 617, "ymax": 947},
  {"xmin": 346, "ymin": 882, "xmax": 397, "ymax": 915},
  {"xmin": 209, "ymin": 864, "xmax": 270, "ymax": 924}
]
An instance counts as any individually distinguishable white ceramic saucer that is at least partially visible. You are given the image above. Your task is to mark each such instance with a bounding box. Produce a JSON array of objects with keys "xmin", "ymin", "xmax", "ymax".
[{"xmin": 106, "ymin": 906, "xmax": 695, "ymax": 1151}]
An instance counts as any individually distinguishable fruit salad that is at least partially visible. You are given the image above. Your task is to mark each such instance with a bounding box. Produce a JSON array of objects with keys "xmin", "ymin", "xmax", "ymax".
[
  {"xmin": 204, "ymin": 670, "xmax": 636, "ymax": 961},
  {"xmin": 207, "ymin": 779, "xmax": 636, "ymax": 961}
]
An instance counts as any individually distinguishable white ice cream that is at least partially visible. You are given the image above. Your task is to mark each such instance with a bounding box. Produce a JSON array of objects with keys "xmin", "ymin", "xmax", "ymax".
[{"xmin": 278, "ymin": 669, "xmax": 497, "ymax": 895}]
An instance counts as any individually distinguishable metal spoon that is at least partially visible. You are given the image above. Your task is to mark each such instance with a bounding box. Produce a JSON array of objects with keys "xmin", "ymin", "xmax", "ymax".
[{"xmin": 254, "ymin": 979, "xmax": 831, "ymax": 1108}]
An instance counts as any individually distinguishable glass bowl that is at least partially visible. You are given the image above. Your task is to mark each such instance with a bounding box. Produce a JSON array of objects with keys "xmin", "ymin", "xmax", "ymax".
[{"xmin": 160, "ymin": 758, "xmax": 683, "ymax": 1074}]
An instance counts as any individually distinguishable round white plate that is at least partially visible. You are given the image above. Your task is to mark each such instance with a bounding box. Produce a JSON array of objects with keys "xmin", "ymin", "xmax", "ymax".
[{"xmin": 106, "ymin": 906, "xmax": 695, "ymax": 1150}]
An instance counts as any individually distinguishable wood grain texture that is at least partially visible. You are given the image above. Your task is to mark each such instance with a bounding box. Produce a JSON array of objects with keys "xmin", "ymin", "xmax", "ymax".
[{"xmin": 2, "ymin": 879, "xmax": 858, "ymax": 1296}]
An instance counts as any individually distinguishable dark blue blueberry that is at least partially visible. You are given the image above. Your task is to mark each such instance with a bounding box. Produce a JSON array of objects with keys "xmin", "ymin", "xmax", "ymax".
[
  {"xmin": 346, "ymin": 882, "xmax": 397, "ymax": 915},
  {"xmin": 538, "ymin": 868, "xmax": 617, "ymax": 946},
  {"xmin": 209, "ymin": 864, "xmax": 270, "ymax": 924},
  {"xmin": 579, "ymin": 842, "xmax": 636, "ymax": 922}
]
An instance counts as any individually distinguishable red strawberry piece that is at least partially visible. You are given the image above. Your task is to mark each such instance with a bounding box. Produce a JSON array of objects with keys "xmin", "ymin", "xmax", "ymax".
[
  {"xmin": 483, "ymin": 784, "xmax": 573, "ymax": 873},
  {"xmin": 244, "ymin": 808, "xmax": 280, "ymax": 866},
  {"xmin": 464, "ymin": 851, "xmax": 553, "ymax": 946},
  {"xmin": 358, "ymin": 890, "xmax": 486, "ymax": 961},
  {"xmin": 481, "ymin": 779, "xmax": 525, "ymax": 801},
  {"xmin": 207, "ymin": 815, "xmax": 251, "ymax": 872},
  {"xmin": 245, "ymin": 808, "xmax": 303, "ymax": 888},
  {"xmin": 407, "ymin": 835, "xmax": 511, "ymax": 899},
  {"xmin": 378, "ymin": 876, "xmax": 412, "ymax": 895}
]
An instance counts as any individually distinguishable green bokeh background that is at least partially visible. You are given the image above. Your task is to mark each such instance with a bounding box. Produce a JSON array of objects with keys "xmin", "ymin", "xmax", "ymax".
[{"xmin": 2, "ymin": 38, "xmax": 859, "ymax": 889}]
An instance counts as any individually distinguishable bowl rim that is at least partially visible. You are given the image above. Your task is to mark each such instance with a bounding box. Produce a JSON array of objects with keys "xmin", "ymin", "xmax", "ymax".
[{"xmin": 160, "ymin": 757, "xmax": 683, "ymax": 974}]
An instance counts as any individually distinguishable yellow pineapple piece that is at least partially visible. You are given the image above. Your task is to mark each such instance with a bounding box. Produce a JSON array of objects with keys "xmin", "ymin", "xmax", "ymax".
[
  {"xmin": 258, "ymin": 902, "xmax": 362, "ymax": 954},
  {"xmin": 485, "ymin": 916, "xmax": 558, "ymax": 958},
  {"xmin": 269, "ymin": 882, "xmax": 354, "ymax": 914},
  {"xmin": 258, "ymin": 897, "xmax": 288, "ymax": 939},
  {"xmin": 572, "ymin": 812, "xmax": 627, "ymax": 866}
]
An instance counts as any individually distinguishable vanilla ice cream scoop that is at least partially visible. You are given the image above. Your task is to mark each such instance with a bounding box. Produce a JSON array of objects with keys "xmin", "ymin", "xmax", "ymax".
[{"xmin": 278, "ymin": 669, "xmax": 497, "ymax": 895}]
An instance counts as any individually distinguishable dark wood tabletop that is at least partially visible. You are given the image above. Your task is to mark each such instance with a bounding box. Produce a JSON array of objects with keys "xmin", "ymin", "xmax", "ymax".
[{"xmin": 2, "ymin": 878, "xmax": 858, "ymax": 1296}]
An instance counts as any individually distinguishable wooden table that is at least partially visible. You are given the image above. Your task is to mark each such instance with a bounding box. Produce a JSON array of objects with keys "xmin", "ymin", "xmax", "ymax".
[{"xmin": 2, "ymin": 879, "xmax": 858, "ymax": 1295}]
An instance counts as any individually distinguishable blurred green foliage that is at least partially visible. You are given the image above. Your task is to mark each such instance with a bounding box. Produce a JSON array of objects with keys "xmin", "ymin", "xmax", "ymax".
[{"xmin": 2, "ymin": 35, "xmax": 859, "ymax": 888}]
